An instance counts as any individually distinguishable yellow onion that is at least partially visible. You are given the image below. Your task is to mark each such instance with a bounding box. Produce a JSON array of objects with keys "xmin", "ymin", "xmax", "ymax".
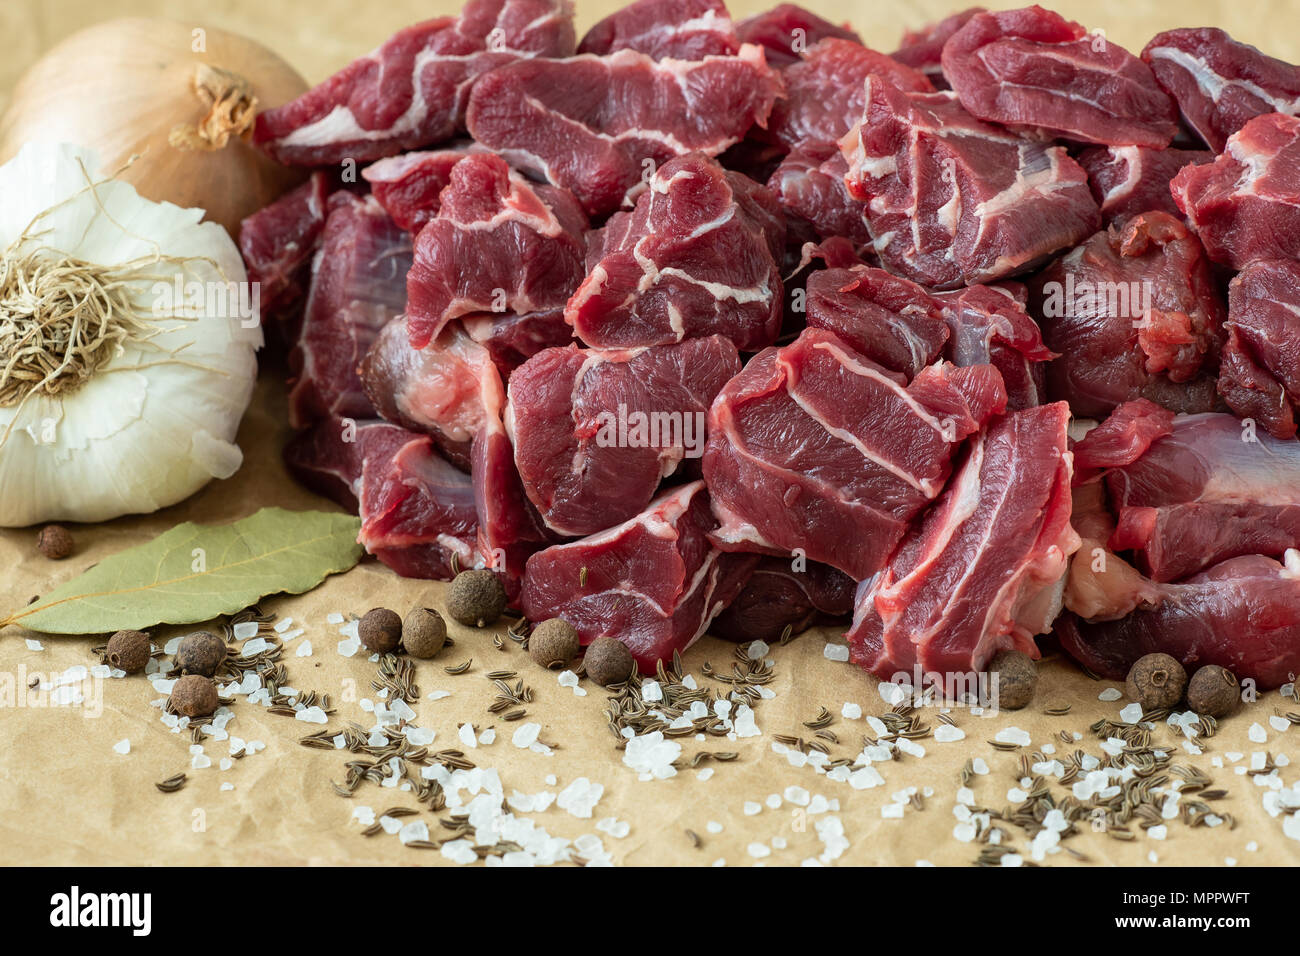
[{"xmin": 0, "ymin": 18, "xmax": 308, "ymax": 238}]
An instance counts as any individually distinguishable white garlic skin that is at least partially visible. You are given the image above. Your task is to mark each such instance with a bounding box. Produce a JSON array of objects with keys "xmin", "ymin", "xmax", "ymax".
[{"xmin": 0, "ymin": 143, "xmax": 262, "ymax": 526}]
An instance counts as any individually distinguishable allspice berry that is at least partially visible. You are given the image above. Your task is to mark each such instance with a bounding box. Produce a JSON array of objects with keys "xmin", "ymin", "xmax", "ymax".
[
  {"xmin": 583, "ymin": 636, "xmax": 635, "ymax": 686},
  {"xmin": 403, "ymin": 607, "xmax": 447, "ymax": 659},
  {"xmin": 175, "ymin": 630, "xmax": 226, "ymax": 677},
  {"xmin": 170, "ymin": 675, "xmax": 219, "ymax": 718},
  {"xmin": 1126, "ymin": 653, "xmax": 1187, "ymax": 711},
  {"xmin": 359, "ymin": 607, "xmax": 403, "ymax": 653},
  {"xmin": 37, "ymin": 524, "xmax": 74, "ymax": 560},
  {"xmin": 1186, "ymin": 664, "xmax": 1240, "ymax": 718},
  {"xmin": 105, "ymin": 629, "xmax": 151, "ymax": 674},
  {"xmin": 446, "ymin": 570, "xmax": 507, "ymax": 627},
  {"xmin": 988, "ymin": 649, "xmax": 1037, "ymax": 710},
  {"xmin": 529, "ymin": 618, "xmax": 580, "ymax": 669}
]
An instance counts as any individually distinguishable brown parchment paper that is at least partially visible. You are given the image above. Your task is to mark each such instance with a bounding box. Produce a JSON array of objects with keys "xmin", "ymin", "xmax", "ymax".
[{"xmin": 3, "ymin": 0, "xmax": 1300, "ymax": 868}]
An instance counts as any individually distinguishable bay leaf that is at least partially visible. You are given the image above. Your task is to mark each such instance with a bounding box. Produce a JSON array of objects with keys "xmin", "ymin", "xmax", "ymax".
[{"xmin": 2, "ymin": 508, "xmax": 363, "ymax": 635}]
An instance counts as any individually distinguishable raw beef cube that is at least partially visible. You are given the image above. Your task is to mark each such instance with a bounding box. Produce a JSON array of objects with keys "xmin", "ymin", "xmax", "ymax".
[
  {"xmin": 1056, "ymin": 551, "xmax": 1300, "ymax": 689},
  {"xmin": 287, "ymin": 193, "xmax": 412, "ymax": 429},
  {"xmin": 1028, "ymin": 211, "xmax": 1225, "ymax": 419},
  {"xmin": 405, "ymin": 152, "xmax": 587, "ymax": 349},
  {"xmin": 703, "ymin": 328, "xmax": 1007, "ymax": 580},
  {"xmin": 520, "ymin": 481, "xmax": 756, "ymax": 672},
  {"xmin": 361, "ymin": 318, "xmax": 550, "ymax": 589},
  {"xmin": 507, "ymin": 336, "xmax": 741, "ymax": 536},
  {"xmin": 892, "ymin": 7, "xmax": 984, "ymax": 89},
  {"xmin": 848, "ymin": 402, "xmax": 1078, "ymax": 686},
  {"xmin": 358, "ymin": 434, "xmax": 480, "ymax": 580},
  {"xmin": 1171, "ymin": 112, "xmax": 1300, "ymax": 269},
  {"xmin": 1077, "ymin": 145, "xmax": 1213, "ymax": 226},
  {"xmin": 937, "ymin": 283, "xmax": 1053, "ymax": 410},
  {"xmin": 465, "ymin": 45, "xmax": 782, "ymax": 216},
  {"xmin": 766, "ymin": 142, "xmax": 871, "ymax": 248},
  {"xmin": 255, "ymin": 0, "xmax": 576, "ymax": 165},
  {"xmin": 736, "ymin": 3, "xmax": 860, "ymax": 68},
  {"xmin": 1142, "ymin": 27, "xmax": 1300, "ymax": 152},
  {"xmin": 710, "ymin": 556, "xmax": 854, "ymax": 643},
  {"xmin": 1070, "ymin": 397, "xmax": 1174, "ymax": 484},
  {"xmin": 940, "ymin": 6, "xmax": 1177, "ymax": 147},
  {"xmin": 362, "ymin": 147, "xmax": 475, "ymax": 233},
  {"xmin": 282, "ymin": 416, "xmax": 480, "ymax": 580},
  {"xmin": 1218, "ymin": 259, "xmax": 1300, "ymax": 438},
  {"xmin": 566, "ymin": 153, "xmax": 784, "ymax": 351},
  {"xmin": 841, "ymin": 77, "xmax": 1099, "ymax": 289},
  {"xmin": 283, "ymin": 417, "xmax": 414, "ymax": 512},
  {"xmin": 766, "ymin": 38, "xmax": 933, "ymax": 150},
  {"xmin": 578, "ymin": 0, "xmax": 738, "ymax": 59},
  {"xmin": 360, "ymin": 316, "xmax": 500, "ymax": 466},
  {"xmin": 461, "ymin": 307, "xmax": 574, "ymax": 375},
  {"xmin": 1106, "ymin": 412, "xmax": 1300, "ymax": 582},
  {"xmin": 238, "ymin": 171, "xmax": 333, "ymax": 324},
  {"xmin": 804, "ymin": 266, "xmax": 950, "ymax": 379}
]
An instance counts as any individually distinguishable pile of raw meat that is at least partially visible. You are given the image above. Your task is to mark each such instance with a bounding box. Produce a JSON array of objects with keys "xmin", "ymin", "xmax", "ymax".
[{"xmin": 242, "ymin": 0, "xmax": 1300, "ymax": 689}]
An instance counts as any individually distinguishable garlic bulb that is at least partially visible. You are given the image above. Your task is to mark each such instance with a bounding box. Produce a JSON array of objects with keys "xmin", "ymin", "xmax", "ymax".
[{"xmin": 0, "ymin": 143, "xmax": 261, "ymax": 526}]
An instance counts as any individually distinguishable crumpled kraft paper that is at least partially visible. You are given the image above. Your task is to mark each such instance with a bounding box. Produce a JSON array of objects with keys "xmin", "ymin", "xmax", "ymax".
[{"xmin": 2, "ymin": 0, "xmax": 1299, "ymax": 867}]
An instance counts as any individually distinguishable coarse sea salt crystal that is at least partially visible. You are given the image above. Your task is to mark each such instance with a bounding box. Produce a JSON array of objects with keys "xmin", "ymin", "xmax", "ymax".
[
  {"xmin": 442, "ymin": 839, "xmax": 477, "ymax": 864},
  {"xmin": 479, "ymin": 728, "xmax": 496, "ymax": 745},
  {"xmin": 406, "ymin": 727, "xmax": 436, "ymax": 747},
  {"xmin": 337, "ymin": 637, "xmax": 361, "ymax": 657},
  {"xmin": 934, "ymin": 724, "xmax": 965, "ymax": 743},
  {"xmin": 878, "ymin": 682, "xmax": 908, "ymax": 706},
  {"xmin": 784, "ymin": 786, "xmax": 811, "ymax": 806},
  {"xmin": 1119, "ymin": 702, "xmax": 1143, "ymax": 724},
  {"xmin": 994, "ymin": 727, "xmax": 1031, "ymax": 747},
  {"xmin": 399, "ymin": 820, "xmax": 430, "ymax": 845},
  {"xmin": 622, "ymin": 731, "xmax": 680, "ymax": 779},
  {"xmin": 113, "ymin": 739, "xmax": 130, "ymax": 755},
  {"xmin": 191, "ymin": 754, "xmax": 212, "ymax": 770},
  {"xmin": 747, "ymin": 640, "xmax": 770, "ymax": 660},
  {"xmin": 427, "ymin": 690, "xmax": 451, "ymax": 701},
  {"xmin": 841, "ymin": 702, "xmax": 862, "ymax": 720},
  {"xmin": 557, "ymin": 778, "xmax": 604, "ymax": 818},
  {"xmin": 747, "ymin": 842, "xmax": 771, "ymax": 858},
  {"xmin": 459, "ymin": 723, "xmax": 478, "ymax": 749},
  {"xmin": 296, "ymin": 641, "xmax": 313, "ymax": 657},
  {"xmin": 823, "ymin": 643, "xmax": 849, "ymax": 662},
  {"xmin": 743, "ymin": 801, "xmax": 762, "ymax": 815},
  {"xmin": 327, "ymin": 612, "xmax": 344, "ymax": 625},
  {"xmin": 697, "ymin": 767, "xmax": 714, "ymax": 781},
  {"xmin": 296, "ymin": 706, "xmax": 328, "ymax": 724},
  {"xmin": 233, "ymin": 621, "xmax": 260, "ymax": 640},
  {"xmin": 512, "ymin": 723, "xmax": 541, "ymax": 748},
  {"xmin": 706, "ymin": 821, "xmax": 723, "ymax": 834},
  {"xmin": 972, "ymin": 758, "xmax": 989, "ymax": 775},
  {"xmin": 1271, "ymin": 715, "xmax": 1291, "ymax": 733},
  {"xmin": 881, "ymin": 802, "xmax": 905, "ymax": 819},
  {"xmin": 597, "ymin": 816, "xmax": 630, "ymax": 838},
  {"xmin": 897, "ymin": 738, "xmax": 926, "ymax": 757},
  {"xmin": 1249, "ymin": 723, "xmax": 1268, "ymax": 743},
  {"xmin": 1098, "ymin": 687, "xmax": 1122, "ymax": 701},
  {"xmin": 25, "ymin": 639, "xmax": 43, "ymax": 651}
]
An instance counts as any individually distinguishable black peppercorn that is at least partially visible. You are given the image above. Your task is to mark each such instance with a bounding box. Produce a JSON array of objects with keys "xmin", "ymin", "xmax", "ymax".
[
  {"xmin": 987, "ymin": 649, "xmax": 1037, "ymax": 710},
  {"xmin": 105, "ymin": 629, "xmax": 151, "ymax": 674},
  {"xmin": 1126, "ymin": 653, "xmax": 1187, "ymax": 710},
  {"xmin": 1186, "ymin": 664, "xmax": 1240, "ymax": 717},
  {"xmin": 37, "ymin": 524, "xmax": 74, "ymax": 560},
  {"xmin": 446, "ymin": 570, "xmax": 507, "ymax": 627},
  {"xmin": 170, "ymin": 674, "xmax": 218, "ymax": 718},
  {"xmin": 529, "ymin": 618, "xmax": 580, "ymax": 669},
  {"xmin": 175, "ymin": 630, "xmax": 226, "ymax": 677},
  {"xmin": 358, "ymin": 608, "xmax": 403, "ymax": 653},
  {"xmin": 403, "ymin": 607, "xmax": 447, "ymax": 659},
  {"xmin": 583, "ymin": 637, "xmax": 635, "ymax": 686}
]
